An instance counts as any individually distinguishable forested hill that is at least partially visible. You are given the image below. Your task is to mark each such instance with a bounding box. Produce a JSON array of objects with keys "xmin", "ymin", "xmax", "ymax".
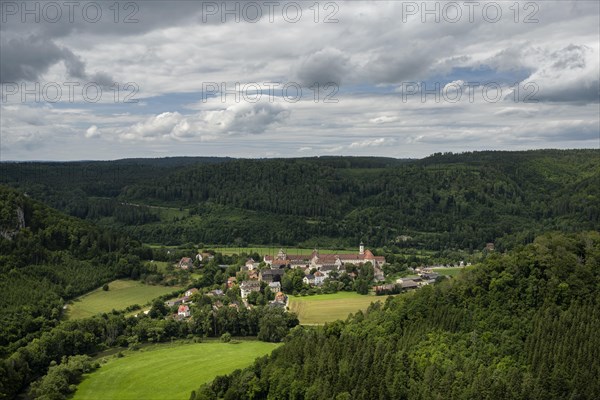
[
  {"xmin": 195, "ymin": 231, "xmax": 600, "ymax": 400},
  {"xmin": 0, "ymin": 185, "xmax": 148, "ymax": 354},
  {"xmin": 1, "ymin": 150, "xmax": 598, "ymax": 250},
  {"xmin": 121, "ymin": 149, "xmax": 599, "ymax": 249}
]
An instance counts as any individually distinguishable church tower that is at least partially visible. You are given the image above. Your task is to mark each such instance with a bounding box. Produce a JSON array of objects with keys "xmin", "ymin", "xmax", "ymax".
[{"xmin": 359, "ymin": 241, "xmax": 364, "ymax": 255}]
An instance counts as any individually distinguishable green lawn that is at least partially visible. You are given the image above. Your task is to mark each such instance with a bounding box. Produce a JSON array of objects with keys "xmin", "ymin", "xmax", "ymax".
[
  {"xmin": 66, "ymin": 280, "xmax": 180, "ymax": 319},
  {"xmin": 73, "ymin": 341, "xmax": 280, "ymax": 400},
  {"xmin": 289, "ymin": 292, "xmax": 387, "ymax": 325}
]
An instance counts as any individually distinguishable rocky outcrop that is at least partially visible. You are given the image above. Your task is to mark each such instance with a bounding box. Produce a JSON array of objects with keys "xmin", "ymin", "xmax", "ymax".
[{"xmin": 0, "ymin": 206, "xmax": 26, "ymax": 240}]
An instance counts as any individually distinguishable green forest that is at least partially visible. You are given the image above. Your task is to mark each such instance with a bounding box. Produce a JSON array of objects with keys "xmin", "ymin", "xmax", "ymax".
[
  {"xmin": 1, "ymin": 150, "xmax": 599, "ymax": 399},
  {"xmin": 195, "ymin": 231, "xmax": 600, "ymax": 400},
  {"xmin": 0, "ymin": 186, "xmax": 152, "ymax": 356},
  {"xmin": 2, "ymin": 149, "xmax": 599, "ymax": 250}
]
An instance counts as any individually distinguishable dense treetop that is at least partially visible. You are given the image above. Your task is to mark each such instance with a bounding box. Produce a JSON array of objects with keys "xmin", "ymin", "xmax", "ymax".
[{"xmin": 3, "ymin": 150, "xmax": 597, "ymax": 249}]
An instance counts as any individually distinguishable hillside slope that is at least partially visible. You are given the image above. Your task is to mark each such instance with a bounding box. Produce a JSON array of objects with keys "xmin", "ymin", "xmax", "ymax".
[
  {"xmin": 122, "ymin": 150, "xmax": 599, "ymax": 248},
  {"xmin": 1, "ymin": 150, "xmax": 598, "ymax": 250},
  {"xmin": 0, "ymin": 185, "xmax": 147, "ymax": 354},
  {"xmin": 196, "ymin": 231, "xmax": 600, "ymax": 400}
]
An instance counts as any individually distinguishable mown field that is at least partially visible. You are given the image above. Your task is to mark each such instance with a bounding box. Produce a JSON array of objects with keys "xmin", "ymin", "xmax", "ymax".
[
  {"xmin": 72, "ymin": 341, "xmax": 280, "ymax": 400},
  {"xmin": 289, "ymin": 292, "xmax": 388, "ymax": 324},
  {"xmin": 66, "ymin": 279, "xmax": 180, "ymax": 319}
]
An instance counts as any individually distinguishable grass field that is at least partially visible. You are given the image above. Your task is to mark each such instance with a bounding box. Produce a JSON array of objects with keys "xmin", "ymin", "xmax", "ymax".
[
  {"xmin": 66, "ymin": 280, "xmax": 180, "ymax": 319},
  {"xmin": 289, "ymin": 292, "xmax": 387, "ymax": 324},
  {"xmin": 73, "ymin": 341, "xmax": 279, "ymax": 400}
]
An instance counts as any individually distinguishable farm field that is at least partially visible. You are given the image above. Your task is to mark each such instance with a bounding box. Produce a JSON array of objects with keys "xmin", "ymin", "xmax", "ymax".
[
  {"xmin": 72, "ymin": 341, "xmax": 280, "ymax": 400},
  {"xmin": 289, "ymin": 292, "xmax": 388, "ymax": 325},
  {"xmin": 66, "ymin": 279, "xmax": 180, "ymax": 319}
]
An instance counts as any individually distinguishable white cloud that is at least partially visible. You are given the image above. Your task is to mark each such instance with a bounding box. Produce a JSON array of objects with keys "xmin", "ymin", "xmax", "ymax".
[
  {"xmin": 348, "ymin": 138, "xmax": 391, "ymax": 149},
  {"xmin": 85, "ymin": 125, "xmax": 101, "ymax": 138},
  {"xmin": 1, "ymin": 1, "xmax": 598, "ymax": 160},
  {"xmin": 115, "ymin": 100, "xmax": 289, "ymax": 142}
]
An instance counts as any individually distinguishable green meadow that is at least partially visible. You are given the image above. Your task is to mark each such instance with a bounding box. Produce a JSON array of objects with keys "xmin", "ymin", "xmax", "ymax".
[
  {"xmin": 289, "ymin": 292, "xmax": 386, "ymax": 325},
  {"xmin": 66, "ymin": 279, "xmax": 180, "ymax": 319},
  {"xmin": 73, "ymin": 341, "xmax": 280, "ymax": 400}
]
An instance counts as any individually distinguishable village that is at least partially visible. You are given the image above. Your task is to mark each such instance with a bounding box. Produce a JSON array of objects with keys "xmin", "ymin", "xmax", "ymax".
[{"xmin": 160, "ymin": 242, "xmax": 459, "ymax": 320}]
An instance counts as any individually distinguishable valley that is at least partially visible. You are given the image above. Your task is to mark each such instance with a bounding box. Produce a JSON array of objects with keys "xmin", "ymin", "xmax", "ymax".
[{"xmin": 1, "ymin": 150, "xmax": 599, "ymax": 400}]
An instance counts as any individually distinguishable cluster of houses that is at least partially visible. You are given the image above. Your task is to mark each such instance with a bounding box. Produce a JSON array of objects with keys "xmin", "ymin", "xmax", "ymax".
[
  {"xmin": 374, "ymin": 270, "xmax": 441, "ymax": 294},
  {"xmin": 230, "ymin": 244, "xmax": 387, "ymax": 300},
  {"xmin": 156, "ymin": 242, "xmax": 471, "ymax": 320},
  {"xmin": 261, "ymin": 243, "xmax": 386, "ymax": 286},
  {"xmin": 167, "ymin": 243, "xmax": 388, "ymax": 319},
  {"xmin": 264, "ymin": 242, "xmax": 386, "ymax": 270},
  {"xmin": 177, "ymin": 252, "xmax": 216, "ymax": 270}
]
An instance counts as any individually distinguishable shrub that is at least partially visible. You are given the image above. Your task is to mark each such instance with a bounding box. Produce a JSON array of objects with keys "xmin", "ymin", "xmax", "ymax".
[{"xmin": 221, "ymin": 332, "xmax": 232, "ymax": 343}]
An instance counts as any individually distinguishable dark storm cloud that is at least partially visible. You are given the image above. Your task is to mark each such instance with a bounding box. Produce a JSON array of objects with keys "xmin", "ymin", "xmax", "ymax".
[
  {"xmin": 0, "ymin": 35, "xmax": 75, "ymax": 82},
  {"xmin": 0, "ymin": 35, "xmax": 112, "ymax": 84}
]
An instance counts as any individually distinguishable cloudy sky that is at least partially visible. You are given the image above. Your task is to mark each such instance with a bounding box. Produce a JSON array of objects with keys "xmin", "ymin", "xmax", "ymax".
[{"xmin": 1, "ymin": 0, "xmax": 598, "ymax": 160}]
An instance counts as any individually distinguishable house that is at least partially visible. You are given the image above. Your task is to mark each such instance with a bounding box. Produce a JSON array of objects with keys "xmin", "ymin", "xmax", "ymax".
[
  {"xmin": 269, "ymin": 292, "xmax": 287, "ymax": 308},
  {"xmin": 421, "ymin": 272, "xmax": 439, "ymax": 280},
  {"xmin": 259, "ymin": 268, "xmax": 285, "ymax": 283},
  {"xmin": 208, "ymin": 289, "xmax": 224, "ymax": 297},
  {"xmin": 165, "ymin": 295, "xmax": 190, "ymax": 307},
  {"xmin": 314, "ymin": 271, "xmax": 325, "ymax": 285},
  {"xmin": 245, "ymin": 258, "xmax": 259, "ymax": 270},
  {"xmin": 374, "ymin": 283, "xmax": 401, "ymax": 295},
  {"xmin": 179, "ymin": 257, "xmax": 194, "ymax": 270},
  {"xmin": 178, "ymin": 305, "xmax": 190, "ymax": 318},
  {"xmin": 485, "ymin": 243, "xmax": 495, "ymax": 252},
  {"xmin": 319, "ymin": 264, "xmax": 339, "ymax": 277},
  {"xmin": 373, "ymin": 266, "xmax": 385, "ymax": 282},
  {"xmin": 268, "ymin": 281, "xmax": 281, "ymax": 292},
  {"xmin": 227, "ymin": 276, "xmax": 237, "ymax": 288},
  {"xmin": 185, "ymin": 288, "xmax": 199, "ymax": 297},
  {"xmin": 264, "ymin": 243, "xmax": 386, "ymax": 270},
  {"xmin": 303, "ymin": 274, "xmax": 315, "ymax": 285},
  {"xmin": 400, "ymin": 280, "xmax": 419, "ymax": 290},
  {"xmin": 240, "ymin": 280, "xmax": 261, "ymax": 300},
  {"xmin": 274, "ymin": 291, "xmax": 287, "ymax": 303},
  {"xmin": 196, "ymin": 252, "xmax": 214, "ymax": 262}
]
